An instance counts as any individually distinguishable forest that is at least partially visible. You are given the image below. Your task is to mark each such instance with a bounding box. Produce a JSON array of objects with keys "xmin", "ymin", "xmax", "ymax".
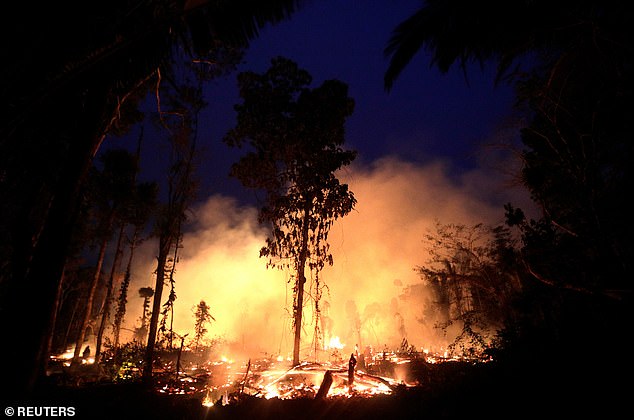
[{"xmin": 1, "ymin": 1, "xmax": 631, "ymax": 418}]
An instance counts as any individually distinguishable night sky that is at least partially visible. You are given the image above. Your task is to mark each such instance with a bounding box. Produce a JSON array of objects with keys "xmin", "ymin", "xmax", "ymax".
[{"xmin": 112, "ymin": 0, "xmax": 520, "ymax": 207}]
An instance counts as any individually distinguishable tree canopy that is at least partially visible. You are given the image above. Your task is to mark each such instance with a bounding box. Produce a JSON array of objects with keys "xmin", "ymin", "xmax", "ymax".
[
  {"xmin": 385, "ymin": 0, "xmax": 633, "ymax": 299},
  {"xmin": 224, "ymin": 56, "xmax": 357, "ymax": 365},
  {"xmin": 387, "ymin": 0, "xmax": 632, "ymax": 406}
]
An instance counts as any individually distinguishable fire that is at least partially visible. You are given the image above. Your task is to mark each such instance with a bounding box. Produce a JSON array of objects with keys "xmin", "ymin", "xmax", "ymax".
[
  {"xmin": 202, "ymin": 392, "xmax": 214, "ymax": 407},
  {"xmin": 148, "ymin": 343, "xmax": 495, "ymax": 410},
  {"xmin": 126, "ymin": 163, "xmax": 502, "ymax": 365},
  {"xmin": 326, "ymin": 336, "xmax": 345, "ymax": 350},
  {"xmin": 148, "ymin": 350, "xmax": 412, "ymax": 406},
  {"xmin": 49, "ymin": 348, "xmax": 95, "ymax": 367},
  {"xmin": 251, "ymin": 360, "xmax": 404, "ymax": 400}
]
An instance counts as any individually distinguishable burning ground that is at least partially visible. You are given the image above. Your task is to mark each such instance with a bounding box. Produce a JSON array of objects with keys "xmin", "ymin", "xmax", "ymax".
[
  {"xmin": 42, "ymin": 347, "xmax": 621, "ymax": 419},
  {"xmin": 46, "ymin": 346, "xmax": 500, "ymax": 419}
]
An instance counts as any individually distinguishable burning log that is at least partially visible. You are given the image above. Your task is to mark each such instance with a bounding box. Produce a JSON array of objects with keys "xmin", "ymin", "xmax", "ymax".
[{"xmin": 315, "ymin": 370, "xmax": 333, "ymax": 400}]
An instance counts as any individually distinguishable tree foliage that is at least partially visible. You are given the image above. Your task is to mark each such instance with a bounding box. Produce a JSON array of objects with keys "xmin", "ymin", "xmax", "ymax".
[
  {"xmin": 112, "ymin": 180, "xmax": 159, "ymax": 360},
  {"xmin": 70, "ymin": 149, "xmax": 141, "ymax": 366},
  {"xmin": 193, "ymin": 300, "xmax": 215, "ymax": 351},
  {"xmin": 385, "ymin": 0, "xmax": 633, "ymax": 296},
  {"xmin": 415, "ymin": 222, "xmax": 523, "ymax": 356},
  {"xmin": 388, "ymin": 2, "xmax": 632, "ymax": 398},
  {"xmin": 142, "ymin": 70, "xmax": 204, "ymax": 383},
  {"xmin": 224, "ymin": 57, "xmax": 357, "ymax": 365},
  {"xmin": 136, "ymin": 287, "xmax": 155, "ymax": 342}
]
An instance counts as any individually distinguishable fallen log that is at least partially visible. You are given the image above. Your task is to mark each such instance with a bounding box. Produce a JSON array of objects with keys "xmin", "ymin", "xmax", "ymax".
[
  {"xmin": 356, "ymin": 371, "xmax": 398, "ymax": 391},
  {"xmin": 315, "ymin": 370, "xmax": 333, "ymax": 399}
]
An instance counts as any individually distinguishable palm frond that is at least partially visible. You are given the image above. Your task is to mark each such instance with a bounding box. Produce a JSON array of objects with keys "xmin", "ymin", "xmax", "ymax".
[
  {"xmin": 186, "ymin": 0, "xmax": 306, "ymax": 52},
  {"xmin": 383, "ymin": 0, "xmax": 562, "ymax": 91}
]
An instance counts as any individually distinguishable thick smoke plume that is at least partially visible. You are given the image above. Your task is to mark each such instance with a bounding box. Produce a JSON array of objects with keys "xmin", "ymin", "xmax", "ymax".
[{"xmin": 125, "ymin": 155, "xmax": 530, "ymax": 361}]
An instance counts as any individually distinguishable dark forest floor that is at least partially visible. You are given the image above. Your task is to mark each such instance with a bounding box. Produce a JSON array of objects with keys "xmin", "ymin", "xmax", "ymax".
[{"xmin": 18, "ymin": 355, "xmax": 629, "ymax": 420}]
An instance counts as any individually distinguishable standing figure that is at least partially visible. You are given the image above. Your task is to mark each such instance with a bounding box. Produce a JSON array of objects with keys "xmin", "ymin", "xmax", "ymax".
[{"xmin": 348, "ymin": 352, "xmax": 357, "ymax": 389}]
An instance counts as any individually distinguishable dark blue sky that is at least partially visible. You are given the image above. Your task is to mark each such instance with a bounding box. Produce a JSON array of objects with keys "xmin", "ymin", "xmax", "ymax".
[{"xmin": 115, "ymin": 0, "xmax": 518, "ymax": 205}]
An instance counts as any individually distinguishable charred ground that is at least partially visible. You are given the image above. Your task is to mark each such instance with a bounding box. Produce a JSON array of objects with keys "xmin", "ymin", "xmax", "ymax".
[{"xmin": 25, "ymin": 348, "xmax": 628, "ymax": 420}]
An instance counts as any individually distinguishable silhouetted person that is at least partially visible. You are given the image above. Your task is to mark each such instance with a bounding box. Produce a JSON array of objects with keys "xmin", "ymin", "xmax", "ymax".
[
  {"xmin": 348, "ymin": 353, "xmax": 357, "ymax": 389},
  {"xmin": 82, "ymin": 346, "xmax": 91, "ymax": 359}
]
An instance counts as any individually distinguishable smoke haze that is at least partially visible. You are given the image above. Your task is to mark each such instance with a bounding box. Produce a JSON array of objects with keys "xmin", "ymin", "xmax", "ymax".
[{"xmin": 124, "ymin": 155, "xmax": 531, "ymax": 360}]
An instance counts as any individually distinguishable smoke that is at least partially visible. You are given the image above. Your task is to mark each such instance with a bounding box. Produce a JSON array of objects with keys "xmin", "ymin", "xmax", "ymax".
[
  {"xmin": 124, "ymin": 155, "xmax": 531, "ymax": 360},
  {"xmin": 127, "ymin": 197, "xmax": 292, "ymax": 359}
]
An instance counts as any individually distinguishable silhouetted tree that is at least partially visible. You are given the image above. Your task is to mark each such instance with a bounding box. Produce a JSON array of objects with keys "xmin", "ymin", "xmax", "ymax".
[
  {"xmin": 224, "ymin": 57, "xmax": 357, "ymax": 366},
  {"xmin": 159, "ymin": 237, "xmax": 181, "ymax": 350},
  {"xmin": 71, "ymin": 149, "xmax": 138, "ymax": 367},
  {"xmin": 415, "ymin": 222, "xmax": 523, "ymax": 356},
  {"xmin": 136, "ymin": 287, "xmax": 155, "ymax": 343},
  {"xmin": 142, "ymin": 72, "xmax": 205, "ymax": 384},
  {"xmin": 384, "ymin": 0, "xmax": 633, "ymax": 296},
  {"xmin": 112, "ymin": 181, "xmax": 158, "ymax": 360},
  {"xmin": 94, "ymin": 223, "xmax": 125, "ymax": 365},
  {"xmin": 1, "ymin": 0, "xmax": 307, "ymax": 395},
  {"xmin": 193, "ymin": 300, "xmax": 215, "ymax": 351},
  {"xmin": 385, "ymin": 1, "xmax": 632, "ymax": 406}
]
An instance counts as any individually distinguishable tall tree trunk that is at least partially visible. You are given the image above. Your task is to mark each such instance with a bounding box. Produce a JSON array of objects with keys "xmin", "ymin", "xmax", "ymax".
[
  {"xmin": 292, "ymin": 205, "xmax": 311, "ymax": 366},
  {"xmin": 62, "ymin": 297, "xmax": 80, "ymax": 355},
  {"xmin": 169, "ymin": 304, "xmax": 175, "ymax": 350},
  {"xmin": 142, "ymin": 234, "xmax": 172, "ymax": 384},
  {"xmin": 95, "ymin": 223, "xmax": 126, "ymax": 364},
  {"xmin": 142, "ymin": 84, "xmax": 197, "ymax": 383},
  {"xmin": 72, "ymin": 213, "xmax": 113, "ymax": 366},
  {"xmin": 166, "ymin": 233, "xmax": 180, "ymax": 350},
  {"xmin": 44, "ymin": 266, "xmax": 67, "ymax": 374},
  {"xmin": 113, "ymin": 227, "xmax": 139, "ymax": 359}
]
